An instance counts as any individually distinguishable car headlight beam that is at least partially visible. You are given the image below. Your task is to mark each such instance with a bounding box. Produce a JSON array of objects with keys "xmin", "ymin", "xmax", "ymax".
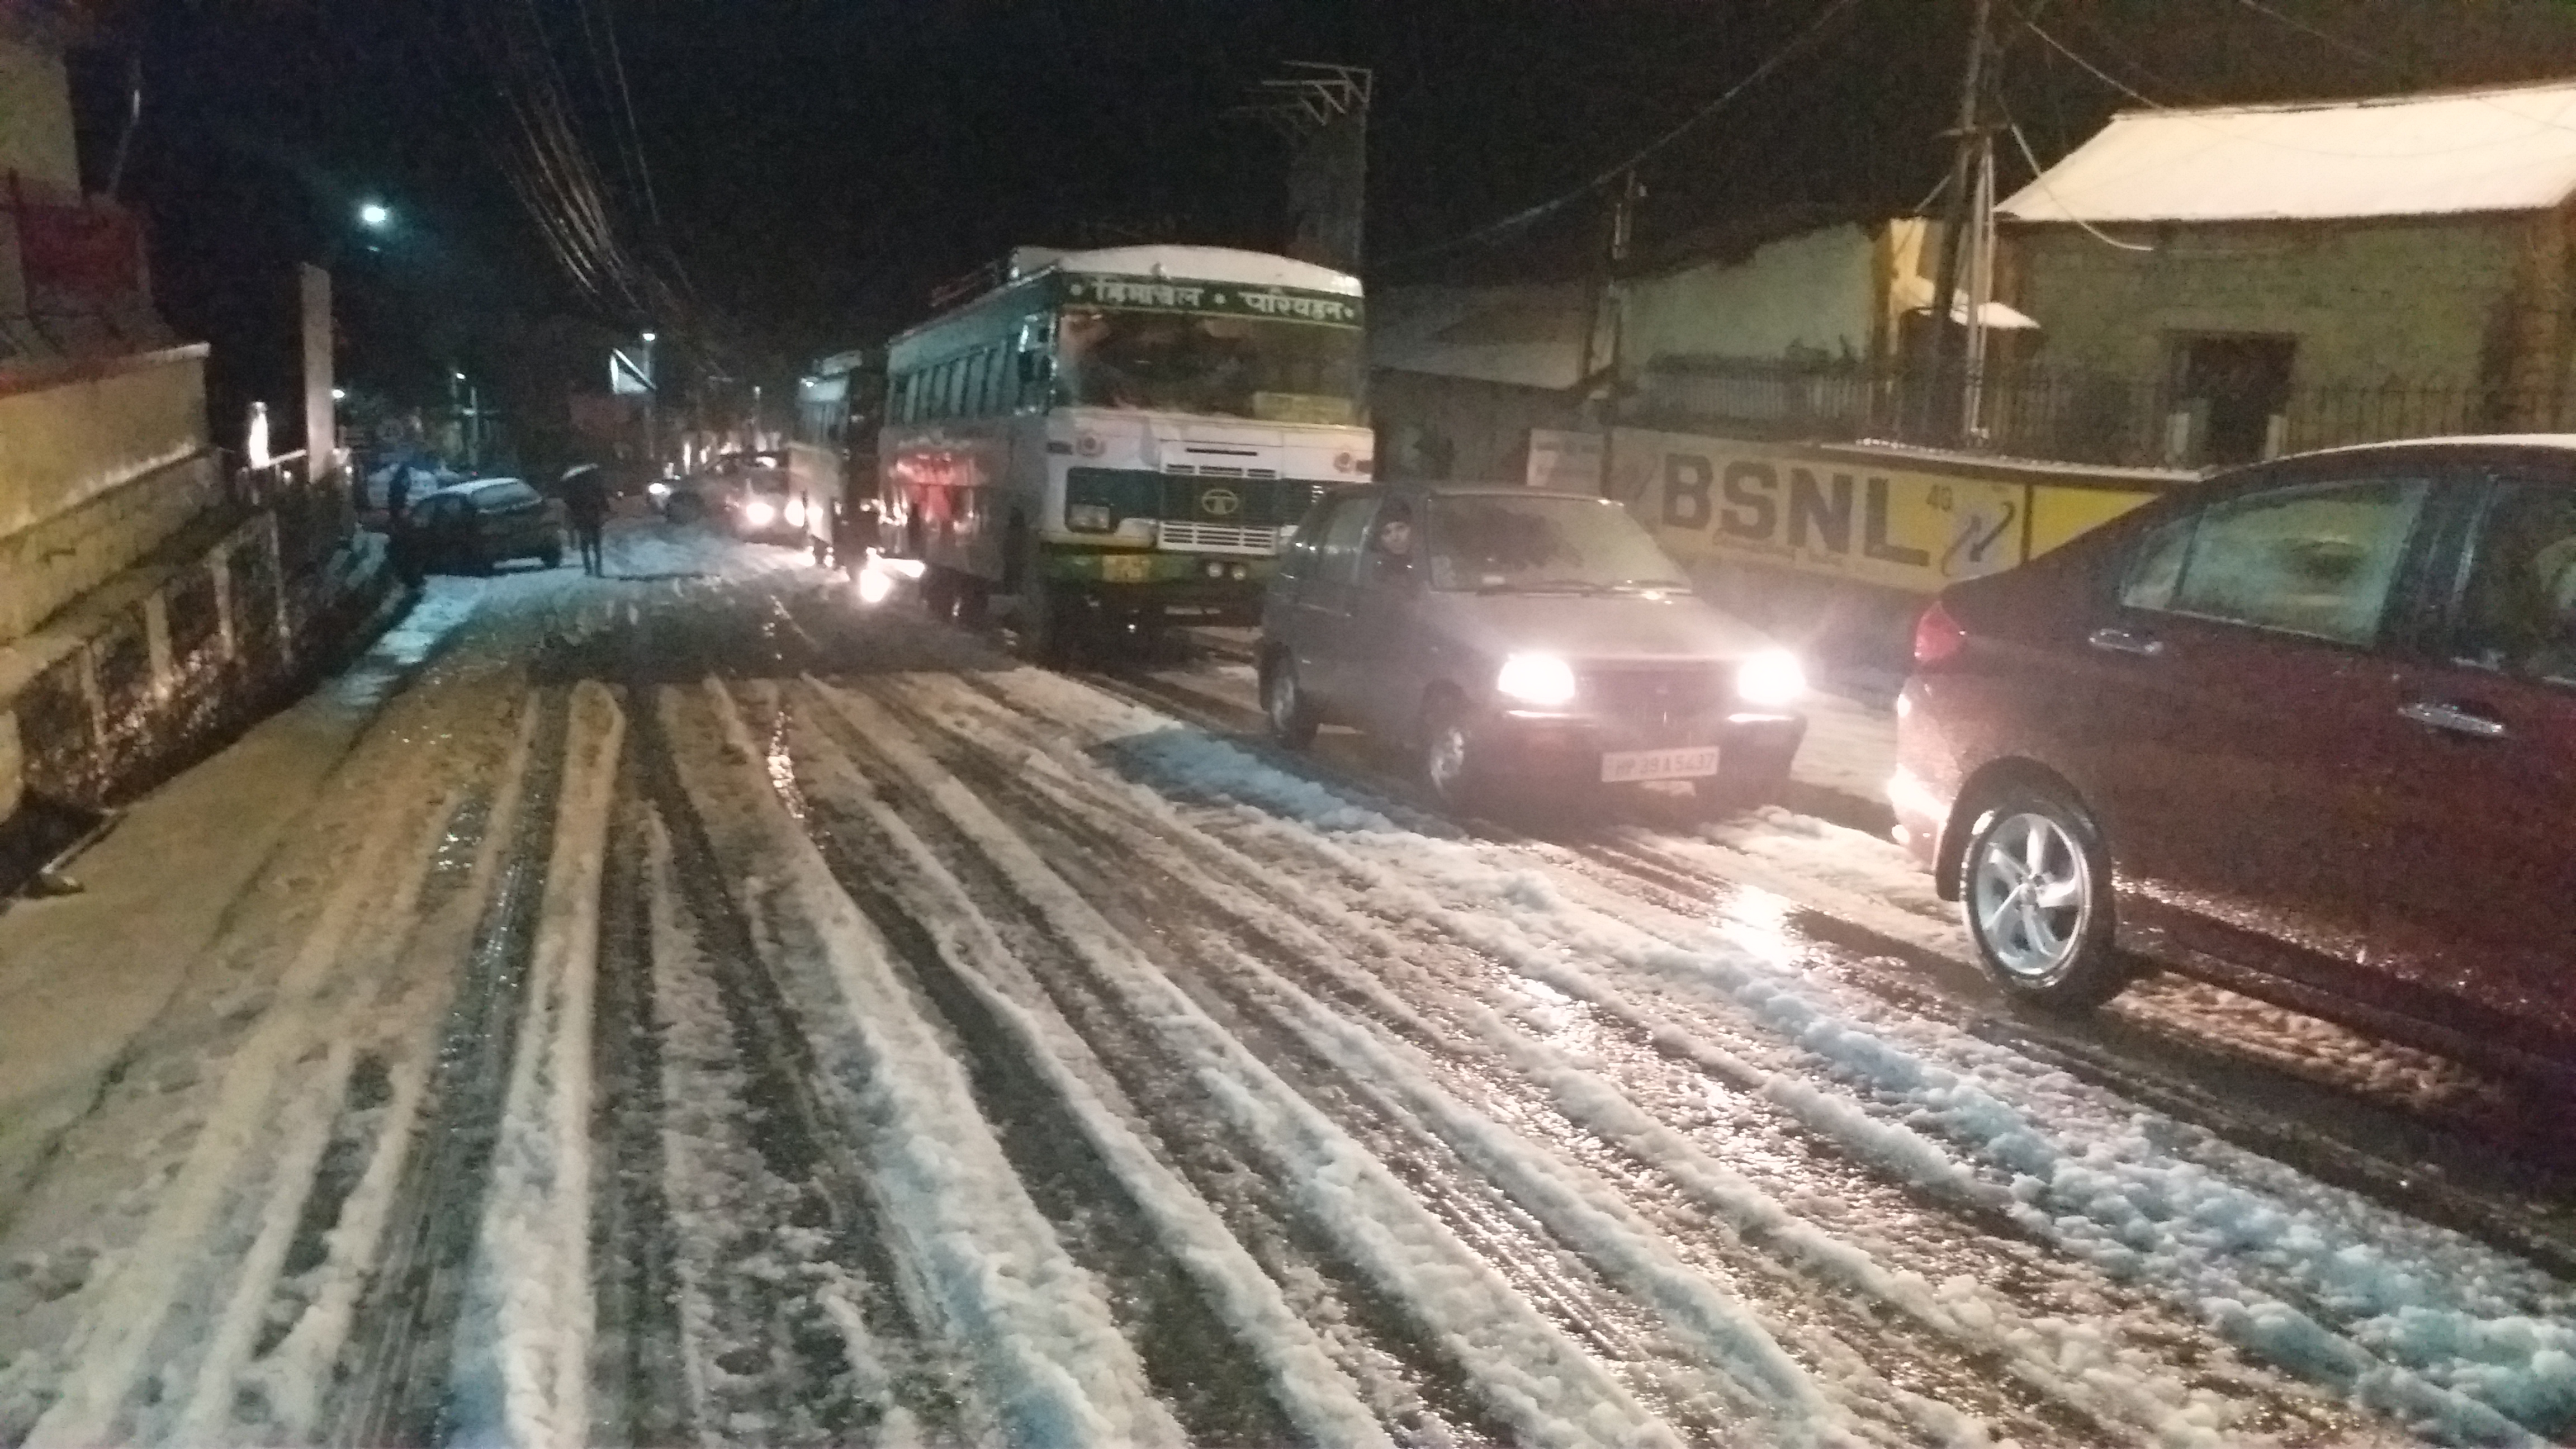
[
  {"xmin": 1495, "ymin": 652, "xmax": 1579, "ymax": 708},
  {"xmin": 1736, "ymin": 648, "xmax": 1806, "ymax": 708}
]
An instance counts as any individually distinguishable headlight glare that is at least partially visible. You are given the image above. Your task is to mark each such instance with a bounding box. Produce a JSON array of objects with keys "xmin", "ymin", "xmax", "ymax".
[
  {"xmin": 1495, "ymin": 652, "xmax": 1578, "ymax": 708},
  {"xmin": 743, "ymin": 499, "xmax": 777, "ymax": 528},
  {"xmin": 1736, "ymin": 648, "xmax": 1806, "ymax": 707},
  {"xmin": 785, "ymin": 499, "xmax": 808, "ymax": 528}
]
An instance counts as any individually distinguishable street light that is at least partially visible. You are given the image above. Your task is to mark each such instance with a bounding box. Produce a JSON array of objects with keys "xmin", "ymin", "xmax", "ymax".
[{"xmin": 357, "ymin": 201, "xmax": 392, "ymax": 230}]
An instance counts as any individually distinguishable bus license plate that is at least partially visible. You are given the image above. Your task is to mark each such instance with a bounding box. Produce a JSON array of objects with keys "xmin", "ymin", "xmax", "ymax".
[
  {"xmin": 1600, "ymin": 746, "xmax": 1720, "ymax": 784},
  {"xmin": 1100, "ymin": 553, "xmax": 1154, "ymax": 583}
]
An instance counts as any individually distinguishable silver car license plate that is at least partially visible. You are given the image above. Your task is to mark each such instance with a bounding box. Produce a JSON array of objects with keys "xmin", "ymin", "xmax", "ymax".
[{"xmin": 1600, "ymin": 746, "xmax": 1721, "ymax": 784}]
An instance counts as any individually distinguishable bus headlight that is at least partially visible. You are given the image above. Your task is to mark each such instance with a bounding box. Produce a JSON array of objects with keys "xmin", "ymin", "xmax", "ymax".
[
  {"xmin": 1067, "ymin": 503, "xmax": 1114, "ymax": 533},
  {"xmin": 743, "ymin": 499, "xmax": 777, "ymax": 528},
  {"xmin": 1496, "ymin": 653, "xmax": 1578, "ymax": 708},
  {"xmin": 1735, "ymin": 648, "xmax": 1806, "ymax": 708},
  {"xmin": 785, "ymin": 499, "xmax": 808, "ymax": 528}
]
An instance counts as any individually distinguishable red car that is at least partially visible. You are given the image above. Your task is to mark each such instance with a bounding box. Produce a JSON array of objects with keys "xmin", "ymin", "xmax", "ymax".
[{"xmin": 1893, "ymin": 438, "xmax": 2576, "ymax": 1075}]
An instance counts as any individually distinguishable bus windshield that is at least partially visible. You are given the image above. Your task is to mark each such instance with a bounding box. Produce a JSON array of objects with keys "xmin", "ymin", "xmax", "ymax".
[{"xmin": 1056, "ymin": 307, "xmax": 1362, "ymax": 424}]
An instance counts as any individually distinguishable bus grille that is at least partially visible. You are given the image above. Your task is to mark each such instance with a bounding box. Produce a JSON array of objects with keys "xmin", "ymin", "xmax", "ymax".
[
  {"xmin": 1158, "ymin": 520, "xmax": 1279, "ymax": 555},
  {"xmin": 1165, "ymin": 463, "xmax": 1281, "ymax": 480}
]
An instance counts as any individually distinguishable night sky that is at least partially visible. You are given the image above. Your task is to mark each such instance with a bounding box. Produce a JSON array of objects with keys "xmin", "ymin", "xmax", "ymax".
[{"xmin": 73, "ymin": 0, "xmax": 2576, "ymax": 439}]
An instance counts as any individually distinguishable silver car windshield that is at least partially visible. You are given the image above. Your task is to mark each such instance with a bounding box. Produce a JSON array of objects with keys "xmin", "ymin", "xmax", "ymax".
[{"xmin": 1423, "ymin": 494, "xmax": 1691, "ymax": 594}]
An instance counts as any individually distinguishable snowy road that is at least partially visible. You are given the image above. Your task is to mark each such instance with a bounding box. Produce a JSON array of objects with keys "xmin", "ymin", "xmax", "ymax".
[{"xmin": 2, "ymin": 523, "xmax": 2572, "ymax": 1447}]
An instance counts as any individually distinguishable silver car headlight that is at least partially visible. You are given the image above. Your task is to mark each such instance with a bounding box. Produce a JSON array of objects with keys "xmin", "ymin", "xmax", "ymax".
[
  {"xmin": 1495, "ymin": 652, "xmax": 1579, "ymax": 708},
  {"xmin": 1735, "ymin": 648, "xmax": 1806, "ymax": 708}
]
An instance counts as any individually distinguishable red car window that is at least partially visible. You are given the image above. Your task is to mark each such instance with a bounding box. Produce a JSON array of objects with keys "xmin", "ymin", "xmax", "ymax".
[
  {"xmin": 2448, "ymin": 481, "xmax": 2576, "ymax": 689},
  {"xmin": 2127, "ymin": 477, "xmax": 2429, "ymax": 647}
]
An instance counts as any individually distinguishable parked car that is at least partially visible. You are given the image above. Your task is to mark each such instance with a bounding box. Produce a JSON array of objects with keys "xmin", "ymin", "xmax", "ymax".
[
  {"xmin": 1893, "ymin": 437, "xmax": 2576, "ymax": 1074},
  {"xmin": 390, "ymin": 477, "xmax": 565, "ymax": 583},
  {"xmin": 1259, "ymin": 482, "xmax": 1809, "ymax": 813}
]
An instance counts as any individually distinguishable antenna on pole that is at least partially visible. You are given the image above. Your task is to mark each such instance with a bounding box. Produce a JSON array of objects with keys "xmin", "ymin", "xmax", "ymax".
[{"xmin": 1232, "ymin": 62, "xmax": 1375, "ymax": 275}]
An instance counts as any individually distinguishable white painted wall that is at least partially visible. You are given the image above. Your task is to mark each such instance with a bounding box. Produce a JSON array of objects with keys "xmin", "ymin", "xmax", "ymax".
[{"xmin": 1621, "ymin": 224, "xmax": 1884, "ymax": 369}]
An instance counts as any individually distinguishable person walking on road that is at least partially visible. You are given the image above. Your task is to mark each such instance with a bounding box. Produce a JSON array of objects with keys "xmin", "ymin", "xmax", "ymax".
[{"xmin": 561, "ymin": 462, "xmax": 610, "ymax": 576}]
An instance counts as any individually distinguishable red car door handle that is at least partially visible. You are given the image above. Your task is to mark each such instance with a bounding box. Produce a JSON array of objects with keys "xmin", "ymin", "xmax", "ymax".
[
  {"xmin": 2398, "ymin": 700, "xmax": 2509, "ymax": 740},
  {"xmin": 2087, "ymin": 626, "xmax": 2165, "ymax": 657}
]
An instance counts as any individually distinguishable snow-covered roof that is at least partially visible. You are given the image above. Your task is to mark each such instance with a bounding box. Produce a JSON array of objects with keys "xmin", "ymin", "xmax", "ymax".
[
  {"xmin": 1037, "ymin": 245, "xmax": 1362, "ymax": 296},
  {"xmin": 1999, "ymin": 80, "xmax": 2576, "ymax": 225}
]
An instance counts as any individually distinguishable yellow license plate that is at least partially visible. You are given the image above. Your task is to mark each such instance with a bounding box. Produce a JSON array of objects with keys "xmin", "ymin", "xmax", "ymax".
[{"xmin": 1100, "ymin": 553, "xmax": 1154, "ymax": 583}]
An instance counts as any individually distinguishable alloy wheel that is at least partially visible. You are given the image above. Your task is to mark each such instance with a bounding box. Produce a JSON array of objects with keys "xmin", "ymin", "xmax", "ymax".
[{"xmin": 1968, "ymin": 810, "xmax": 2094, "ymax": 984}]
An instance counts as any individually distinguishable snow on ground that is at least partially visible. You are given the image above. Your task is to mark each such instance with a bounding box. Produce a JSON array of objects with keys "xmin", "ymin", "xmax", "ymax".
[
  {"xmin": 3, "ymin": 539, "xmax": 2568, "ymax": 1448},
  {"xmin": 985, "ymin": 668, "xmax": 2575, "ymax": 1445}
]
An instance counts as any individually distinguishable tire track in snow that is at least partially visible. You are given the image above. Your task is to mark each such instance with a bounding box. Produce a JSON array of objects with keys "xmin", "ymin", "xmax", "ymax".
[
  {"xmin": 583, "ymin": 761, "xmax": 691, "ymax": 1448},
  {"xmin": 655, "ymin": 680, "xmax": 1187, "ymax": 1449},
  {"xmin": 994, "ymin": 675, "xmax": 2562, "ymax": 1446},
  {"xmin": 1116, "ymin": 641, "xmax": 2576, "ymax": 1270},
  {"xmin": 329, "ymin": 686, "xmax": 573, "ymax": 1449},
  {"xmin": 941, "ymin": 665, "xmax": 2438, "ymax": 1446},
  {"xmin": 444, "ymin": 681, "xmax": 626, "ymax": 1448},
  {"xmin": 771, "ymin": 678, "xmax": 1487, "ymax": 1449},
  {"xmin": 804, "ymin": 674, "xmax": 1714, "ymax": 1449},
  {"xmin": 866, "ymin": 670, "xmax": 2210, "ymax": 1449},
  {"xmin": 20, "ymin": 716, "xmax": 486, "ymax": 1449},
  {"xmin": 239, "ymin": 703, "xmax": 545, "ymax": 1443},
  {"xmin": 629, "ymin": 678, "xmax": 975, "ymax": 1444},
  {"xmin": 697, "ymin": 680, "xmax": 1334, "ymax": 1449},
  {"xmin": 1572, "ymin": 831, "xmax": 2576, "ymax": 1284}
]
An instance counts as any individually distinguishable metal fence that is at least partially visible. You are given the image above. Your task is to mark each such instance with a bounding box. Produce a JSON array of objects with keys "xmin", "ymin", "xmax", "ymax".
[{"xmin": 1627, "ymin": 357, "xmax": 2576, "ymax": 470}]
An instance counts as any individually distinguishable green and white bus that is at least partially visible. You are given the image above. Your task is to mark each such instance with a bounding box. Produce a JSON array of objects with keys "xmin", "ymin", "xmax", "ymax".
[{"xmin": 878, "ymin": 244, "xmax": 1370, "ymax": 659}]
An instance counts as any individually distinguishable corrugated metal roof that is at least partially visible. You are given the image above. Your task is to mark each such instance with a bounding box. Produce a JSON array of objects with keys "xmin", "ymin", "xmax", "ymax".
[{"xmin": 1999, "ymin": 80, "xmax": 2576, "ymax": 225}]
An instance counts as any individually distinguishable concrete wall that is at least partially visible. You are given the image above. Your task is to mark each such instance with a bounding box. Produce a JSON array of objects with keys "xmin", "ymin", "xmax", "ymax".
[
  {"xmin": 0, "ymin": 35, "xmax": 80, "ymax": 192},
  {"xmin": 1, "ymin": 487, "xmax": 384, "ymax": 826},
  {"xmin": 0, "ymin": 349, "xmax": 216, "ymax": 646},
  {"xmin": 2005, "ymin": 214, "xmax": 2527, "ymax": 390},
  {"xmin": 0, "ymin": 449, "xmax": 221, "ymax": 645},
  {"xmin": 1622, "ymin": 224, "xmax": 1883, "ymax": 370}
]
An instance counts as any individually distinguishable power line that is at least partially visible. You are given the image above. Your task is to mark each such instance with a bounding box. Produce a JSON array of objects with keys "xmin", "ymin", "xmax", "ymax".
[
  {"xmin": 2228, "ymin": 0, "xmax": 2388, "ymax": 71},
  {"xmin": 1997, "ymin": 102, "xmax": 2156, "ymax": 251},
  {"xmin": 1380, "ymin": 0, "xmax": 1863, "ymax": 269}
]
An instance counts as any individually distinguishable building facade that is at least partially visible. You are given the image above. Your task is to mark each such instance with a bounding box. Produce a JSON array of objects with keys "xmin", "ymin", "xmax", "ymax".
[{"xmin": 1999, "ymin": 81, "xmax": 2576, "ymax": 463}]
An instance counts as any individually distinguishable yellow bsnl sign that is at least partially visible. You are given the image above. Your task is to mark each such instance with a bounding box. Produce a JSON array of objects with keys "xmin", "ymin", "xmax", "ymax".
[{"xmin": 1609, "ymin": 429, "xmax": 2170, "ymax": 595}]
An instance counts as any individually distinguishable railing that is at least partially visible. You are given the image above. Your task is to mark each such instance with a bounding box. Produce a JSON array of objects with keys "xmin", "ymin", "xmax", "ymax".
[{"xmin": 1628, "ymin": 356, "xmax": 2576, "ymax": 470}]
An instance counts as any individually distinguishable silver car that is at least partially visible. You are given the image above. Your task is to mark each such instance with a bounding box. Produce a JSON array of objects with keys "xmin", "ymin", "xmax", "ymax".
[{"xmin": 1257, "ymin": 482, "xmax": 1810, "ymax": 813}]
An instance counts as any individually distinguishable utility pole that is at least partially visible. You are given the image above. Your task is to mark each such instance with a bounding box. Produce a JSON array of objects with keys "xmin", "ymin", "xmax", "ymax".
[
  {"xmin": 1581, "ymin": 169, "xmax": 1646, "ymax": 418},
  {"xmin": 1921, "ymin": 0, "xmax": 1998, "ymax": 447}
]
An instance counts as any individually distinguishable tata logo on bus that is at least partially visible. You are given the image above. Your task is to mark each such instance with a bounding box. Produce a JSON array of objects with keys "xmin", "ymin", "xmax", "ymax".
[{"xmin": 1198, "ymin": 487, "xmax": 1243, "ymax": 518}]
